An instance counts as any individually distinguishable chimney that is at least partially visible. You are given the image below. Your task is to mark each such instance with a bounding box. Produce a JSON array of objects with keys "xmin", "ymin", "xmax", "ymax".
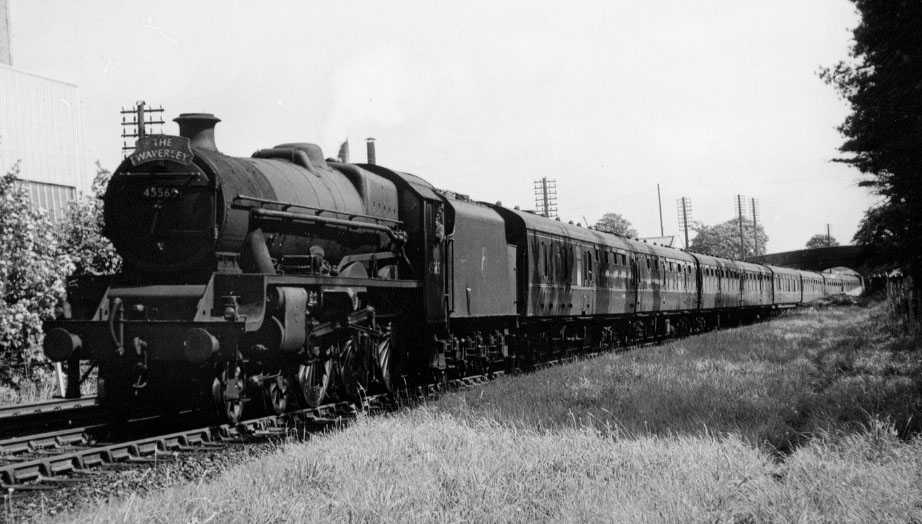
[
  {"xmin": 365, "ymin": 137, "xmax": 376, "ymax": 165},
  {"xmin": 0, "ymin": 0, "xmax": 12, "ymax": 65},
  {"xmin": 174, "ymin": 113, "xmax": 220, "ymax": 152}
]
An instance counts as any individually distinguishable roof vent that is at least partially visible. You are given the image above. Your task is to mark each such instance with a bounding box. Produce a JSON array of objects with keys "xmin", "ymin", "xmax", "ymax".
[{"xmin": 174, "ymin": 113, "xmax": 220, "ymax": 152}]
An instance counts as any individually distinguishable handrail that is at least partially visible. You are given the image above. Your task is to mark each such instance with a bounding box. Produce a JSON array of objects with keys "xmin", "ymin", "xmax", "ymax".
[
  {"xmin": 232, "ymin": 194, "xmax": 403, "ymax": 226},
  {"xmin": 248, "ymin": 208, "xmax": 406, "ymax": 243}
]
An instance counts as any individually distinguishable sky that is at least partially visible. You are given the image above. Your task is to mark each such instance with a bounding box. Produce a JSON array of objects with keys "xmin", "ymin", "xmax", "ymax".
[{"xmin": 8, "ymin": 0, "xmax": 875, "ymax": 252}]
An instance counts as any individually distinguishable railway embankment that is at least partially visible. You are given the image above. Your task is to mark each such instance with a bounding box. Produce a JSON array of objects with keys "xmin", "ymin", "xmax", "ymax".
[{"xmin": 56, "ymin": 302, "xmax": 922, "ymax": 522}]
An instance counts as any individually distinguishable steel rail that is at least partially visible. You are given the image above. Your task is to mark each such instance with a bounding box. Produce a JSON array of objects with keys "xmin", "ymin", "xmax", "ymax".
[
  {"xmin": 0, "ymin": 396, "xmax": 100, "ymax": 421},
  {"xmin": 0, "ymin": 399, "xmax": 374, "ymax": 487},
  {"xmin": 0, "ymin": 425, "xmax": 103, "ymax": 455}
]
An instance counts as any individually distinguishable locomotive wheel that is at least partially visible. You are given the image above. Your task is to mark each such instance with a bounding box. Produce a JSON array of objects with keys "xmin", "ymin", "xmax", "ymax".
[
  {"xmin": 339, "ymin": 332, "xmax": 385, "ymax": 402},
  {"xmin": 337, "ymin": 337, "xmax": 366, "ymax": 402},
  {"xmin": 376, "ymin": 334, "xmax": 393, "ymax": 393},
  {"xmin": 265, "ymin": 375, "xmax": 290, "ymax": 415},
  {"xmin": 212, "ymin": 365, "xmax": 246, "ymax": 424},
  {"xmin": 297, "ymin": 357, "xmax": 332, "ymax": 408}
]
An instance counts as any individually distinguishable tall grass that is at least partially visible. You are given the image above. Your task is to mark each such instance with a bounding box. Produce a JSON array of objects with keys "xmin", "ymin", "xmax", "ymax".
[
  {"xmin": 59, "ymin": 411, "xmax": 922, "ymax": 523},
  {"xmin": 436, "ymin": 304, "xmax": 922, "ymax": 452},
  {"xmin": 0, "ymin": 363, "xmax": 96, "ymax": 405},
  {"xmin": 51, "ymin": 303, "xmax": 922, "ymax": 522}
]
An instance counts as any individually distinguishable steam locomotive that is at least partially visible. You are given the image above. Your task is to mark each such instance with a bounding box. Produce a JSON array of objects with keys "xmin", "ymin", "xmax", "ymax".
[{"xmin": 42, "ymin": 113, "xmax": 864, "ymax": 422}]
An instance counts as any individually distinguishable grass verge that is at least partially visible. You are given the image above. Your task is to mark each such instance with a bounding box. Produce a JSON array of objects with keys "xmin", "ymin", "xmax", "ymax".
[
  {"xmin": 58, "ymin": 412, "xmax": 922, "ymax": 523},
  {"xmin": 53, "ymin": 303, "xmax": 922, "ymax": 522},
  {"xmin": 436, "ymin": 304, "xmax": 922, "ymax": 453}
]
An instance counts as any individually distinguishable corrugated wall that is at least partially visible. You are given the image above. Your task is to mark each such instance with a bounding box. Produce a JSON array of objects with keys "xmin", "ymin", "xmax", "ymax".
[
  {"xmin": 0, "ymin": 64, "xmax": 86, "ymax": 191},
  {"xmin": 13, "ymin": 178, "xmax": 76, "ymax": 222}
]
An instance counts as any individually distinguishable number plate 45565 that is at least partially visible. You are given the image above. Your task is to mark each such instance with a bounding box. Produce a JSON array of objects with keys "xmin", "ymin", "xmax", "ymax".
[{"xmin": 142, "ymin": 186, "xmax": 182, "ymax": 200}]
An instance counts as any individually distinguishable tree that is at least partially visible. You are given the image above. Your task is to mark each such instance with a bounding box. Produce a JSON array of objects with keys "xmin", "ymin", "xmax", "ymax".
[
  {"xmin": 805, "ymin": 234, "xmax": 839, "ymax": 249},
  {"xmin": 594, "ymin": 212, "xmax": 637, "ymax": 237},
  {"xmin": 853, "ymin": 204, "xmax": 903, "ymax": 258},
  {"xmin": 0, "ymin": 162, "xmax": 73, "ymax": 379},
  {"xmin": 689, "ymin": 218, "xmax": 768, "ymax": 259},
  {"xmin": 821, "ymin": 0, "xmax": 922, "ymax": 315},
  {"xmin": 57, "ymin": 161, "xmax": 121, "ymax": 278}
]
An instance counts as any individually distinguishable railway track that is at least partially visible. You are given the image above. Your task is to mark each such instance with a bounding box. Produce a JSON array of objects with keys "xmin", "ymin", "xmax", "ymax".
[
  {"xmin": 0, "ymin": 396, "xmax": 100, "ymax": 421},
  {"xmin": 0, "ymin": 396, "xmax": 104, "ymax": 439},
  {"xmin": 0, "ymin": 371, "xmax": 508, "ymax": 490},
  {"xmin": 0, "ymin": 399, "xmax": 374, "ymax": 488},
  {"xmin": 0, "ymin": 324, "xmax": 746, "ymax": 492}
]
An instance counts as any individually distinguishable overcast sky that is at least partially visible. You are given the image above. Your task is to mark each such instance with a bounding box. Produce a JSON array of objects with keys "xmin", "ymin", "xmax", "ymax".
[{"xmin": 9, "ymin": 0, "xmax": 874, "ymax": 251}]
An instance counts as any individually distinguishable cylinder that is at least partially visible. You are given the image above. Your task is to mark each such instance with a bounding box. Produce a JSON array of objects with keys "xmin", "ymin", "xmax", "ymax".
[
  {"xmin": 43, "ymin": 328, "xmax": 82, "ymax": 362},
  {"xmin": 183, "ymin": 328, "xmax": 220, "ymax": 364}
]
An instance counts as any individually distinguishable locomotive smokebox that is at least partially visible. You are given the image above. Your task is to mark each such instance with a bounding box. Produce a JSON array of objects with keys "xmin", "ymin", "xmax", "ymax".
[{"xmin": 174, "ymin": 113, "xmax": 221, "ymax": 152}]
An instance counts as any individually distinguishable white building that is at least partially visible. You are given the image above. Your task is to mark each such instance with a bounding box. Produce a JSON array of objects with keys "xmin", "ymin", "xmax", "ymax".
[
  {"xmin": 0, "ymin": 0, "xmax": 87, "ymax": 218},
  {"xmin": 0, "ymin": 64, "xmax": 87, "ymax": 192}
]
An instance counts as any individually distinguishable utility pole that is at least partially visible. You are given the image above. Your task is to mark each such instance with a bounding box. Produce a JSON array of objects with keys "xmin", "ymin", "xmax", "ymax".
[
  {"xmin": 657, "ymin": 184, "xmax": 664, "ymax": 236},
  {"xmin": 676, "ymin": 197, "xmax": 692, "ymax": 249},
  {"xmin": 533, "ymin": 177, "xmax": 558, "ymax": 218},
  {"xmin": 736, "ymin": 194, "xmax": 746, "ymax": 259},
  {"xmin": 750, "ymin": 198, "xmax": 760, "ymax": 256},
  {"xmin": 121, "ymin": 100, "xmax": 165, "ymax": 156},
  {"xmin": 826, "ymin": 223, "xmax": 831, "ymax": 246}
]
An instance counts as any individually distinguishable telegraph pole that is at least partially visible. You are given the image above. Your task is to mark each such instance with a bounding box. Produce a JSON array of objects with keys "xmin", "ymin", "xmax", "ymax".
[
  {"xmin": 736, "ymin": 194, "xmax": 746, "ymax": 259},
  {"xmin": 676, "ymin": 197, "xmax": 692, "ymax": 249},
  {"xmin": 826, "ymin": 223, "xmax": 831, "ymax": 246},
  {"xmin": 533, "ymin": 177, "xmax": 558, "ymax": 218},
  {"xmin": 657, "ymin": 183, "xmax": 664, "ymax": 236},
  {"xmin": 750, "ymin": 198, "xmax": 760, "ymax": 256},
  {"xmin": 121, "ymin": 100, "xmax": 165, "ymax": 156}
]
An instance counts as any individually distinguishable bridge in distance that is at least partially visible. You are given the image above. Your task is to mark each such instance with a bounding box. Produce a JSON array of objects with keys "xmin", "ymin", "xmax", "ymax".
[{"xmin": 747, "ymin": 245, "xmax": 874, "ymax": 274}]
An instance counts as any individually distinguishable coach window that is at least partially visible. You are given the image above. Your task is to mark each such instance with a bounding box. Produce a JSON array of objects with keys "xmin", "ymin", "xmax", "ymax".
[
  {"xmin": 542, "ymin": 243, "xmax": 548, "ymax": 280},
  {"xmin": 551, "ymin": 244, "xmax": 558, "ymax": 280},
  {"xmin": 554, "ymin": 247, "xmax": 564, "ymax": 282},
  {"xmin": 586, "ymin": 251, "xmax": 593, "ymax": 284},
  {"xmin": 561, "ymin": 246, "xmax": 568, "ymax": 279}
]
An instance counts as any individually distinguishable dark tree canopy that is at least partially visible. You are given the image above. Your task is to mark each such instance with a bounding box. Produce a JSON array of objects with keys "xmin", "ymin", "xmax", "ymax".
[
  {"xmin": 821, "ymin": 0, "xmax": 922, "ymax": 306},
  {"xmin": 689, "ymin": 218, "xmax": 768, "ymax": 259},
  {"xmin": 594, "ymin": 212, "xmax": 637, "ymax": 237},
  {"xmin": 805, "ymin": 234, "xmax": 840, "ymax": 249},
  {"xmin": 852, "ymin": 203, "xmax": 904, "ymax": 257}
]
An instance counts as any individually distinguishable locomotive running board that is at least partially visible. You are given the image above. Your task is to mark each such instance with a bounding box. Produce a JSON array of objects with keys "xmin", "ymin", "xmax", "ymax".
[{"xmin": 263, "ymin": 274, "xmax": 421, "ymax": 289}]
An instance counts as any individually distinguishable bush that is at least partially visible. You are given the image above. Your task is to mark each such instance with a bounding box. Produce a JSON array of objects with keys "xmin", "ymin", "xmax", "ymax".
[
  {"xmin": 0, "ymin": 162, "xmax": 73, "ymax": 382},
  {"xmin": 57, "ymin": 161, "xmax": 121, "ymax": 278}
]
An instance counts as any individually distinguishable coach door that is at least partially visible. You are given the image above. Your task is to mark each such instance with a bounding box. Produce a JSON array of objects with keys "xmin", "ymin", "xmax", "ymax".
[{"xmin": 628, "ymin": 255, "xmax": 639, "ymax": 312}]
